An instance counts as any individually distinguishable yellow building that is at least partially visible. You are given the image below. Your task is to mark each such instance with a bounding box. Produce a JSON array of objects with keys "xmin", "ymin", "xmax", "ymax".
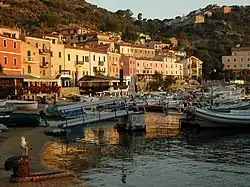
[
  {"xmin": 117, "ymin": 43, "xmax": 155, "ymax": 58},
  {"xmin": 195, "ymin": 15, "xmax": 205, "ymax": 24},
  {"xmin": 21, "ymin": 41, "xmax": 40, "ymax": 77},
  {"xmin": 44, "ymin": 34, "xmax": 65, "ymax": 78},
  {"xmin": 64, "ymin": 46, "xmax": 90, "ymax": 82},
  {"xmin": 24, "ymin": 36, "xmax": 52, "ymax": 78}
]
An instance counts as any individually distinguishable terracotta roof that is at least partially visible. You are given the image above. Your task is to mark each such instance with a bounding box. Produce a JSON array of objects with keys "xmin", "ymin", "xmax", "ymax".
[
  {"xmin": 0, "ymin": 35, "xmax": 20, "ymax": 41},
  {"xmin": 116, "ymin": 43, "xmax": 155, "ymax": 50},
  {"xmin": 65, "ymin": 45, "xmax": 107, "ymax": 54}
]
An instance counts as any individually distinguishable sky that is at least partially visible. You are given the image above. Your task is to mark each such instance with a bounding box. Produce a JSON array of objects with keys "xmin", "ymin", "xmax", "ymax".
[{"xmin": 88, "ymin": 0, "xmax": 249, "ymax": 19}]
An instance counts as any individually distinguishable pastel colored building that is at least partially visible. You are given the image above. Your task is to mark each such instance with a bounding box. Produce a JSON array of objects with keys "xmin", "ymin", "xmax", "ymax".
[
  {"xmin": 89, "ymin": 49, "xmax": 108, "ymax": 76},
  {"xmin": 153, "ymin": 55, "xmax": 184, "ymax": 79},
  {"xmin": 116, "ymin": 43, "xmax": 156, "ymax": 58},
  {"xmin": 223, "ymin": 6, "xmax": 232, "ymax": 14},
  {"xmin": 21, "ymin": 41, "xmax": 40, "ymax": 77},
  {"xmin": 180, "ymin": 56, "xmax": 203, "ymax": 79},
  {"xmin": 44, "ymin": 34, "xmax": 65, "ymax": 78},
  {"xmin": 24, "ymin": 36, "xmax": 52, "ymax": 78},
  {"xmin": 195, "ymin": 15, "xmax": 205, "ymax": 24},
  {"xmin": 0, "ymin": 35, "xmax": 21, "ymax": 75},
  {"xmin": 107, "ymin": 52, "xmax": 121, "ymax": 77},
  {"xmin": 0, "ymin": 26, "xmax": 20, "ymax": 39},
  {"xmin": 146, "ymin": 41, "xmax": 169, "ymax": 51},
  {"xmin": 121, "ymin": 55, "xmax": 136, "ymax": 76},
  {"xmin": 222, "ymin": 47, "xmax": 250, "ymax": 72},
  {"xmin": 64, "ymin": 46, "xmax": 91, "ymax": 82},
  {"xmin": 135, "ymin": 58, "xmax": 166, "ymax": 76}
]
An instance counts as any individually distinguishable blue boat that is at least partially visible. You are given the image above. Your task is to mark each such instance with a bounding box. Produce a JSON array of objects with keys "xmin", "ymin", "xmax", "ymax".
[{"xmin": 0, "ymin": 113, "xmax": 41, "ymax": 126}]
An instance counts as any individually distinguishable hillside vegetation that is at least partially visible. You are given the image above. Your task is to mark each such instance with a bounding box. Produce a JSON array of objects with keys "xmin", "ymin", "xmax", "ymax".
[{"xmin": 1, "ymin": 1, "xmax": 250, "ymax": 79}]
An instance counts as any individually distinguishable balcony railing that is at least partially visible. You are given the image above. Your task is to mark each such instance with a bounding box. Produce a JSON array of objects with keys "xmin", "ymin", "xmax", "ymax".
[
  {"xmin": 23, "ymin": 57, "xmax": 37, "ymax": 63},
  {"xmin": 98, "ymin": 61, "xmax": 104, "ymax": 66},
  {"xmin": 76, "ymin": 61, "xmax": 84, "ymax": 65},
  {"xmin": 40, "ymin": 62, "xmax": 49, "ymax": 68},
  {"xmin": 39, "ymin": 48, "xmax": 51, "ymax": 54}
]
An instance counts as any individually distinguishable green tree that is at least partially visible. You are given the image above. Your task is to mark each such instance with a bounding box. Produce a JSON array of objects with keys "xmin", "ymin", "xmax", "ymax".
[{"xmin": 137, "ymin": 13, "xmax": 142, "ymax": 21}]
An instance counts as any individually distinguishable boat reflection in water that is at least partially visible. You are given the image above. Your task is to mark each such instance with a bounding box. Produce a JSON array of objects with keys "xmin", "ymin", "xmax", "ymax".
[
  {"xmin": 41, "ymin": 113, "xmax": 250, "ymax": 187},
  {"xmin": 42, "ymin": 114, "xmax": 180, "ymax": 170}
]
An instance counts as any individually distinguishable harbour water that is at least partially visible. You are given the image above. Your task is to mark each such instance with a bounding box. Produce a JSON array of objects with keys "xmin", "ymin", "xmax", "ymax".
[{"xmin": 42, "ymin": 113, "xmax": 250, "ymax": 187}]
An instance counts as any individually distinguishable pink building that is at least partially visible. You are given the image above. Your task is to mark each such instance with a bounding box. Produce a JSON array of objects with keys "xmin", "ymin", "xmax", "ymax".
[
  {"xmin": 108, "ymin": 52, "xmax": 121, "ymax": 77},
  {"xmin": 121, "ymin": 55, "xmax": 136, "ymax": 76},
  {"xmin": 135, "ymin": 58, "xmax": 166, "ymax": 75}
]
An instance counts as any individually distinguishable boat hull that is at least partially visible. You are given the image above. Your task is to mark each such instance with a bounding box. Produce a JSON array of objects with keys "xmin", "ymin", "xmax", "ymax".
[
  {"xmin": 0, "ymin": 113, "xmax": 41, "ymax": 126},
  {"xmin": 0, "ymin": 100, "xmax": 6, "ymax": 107},
  {"xmin": 11, "ymin": 171, "xmax": 74, "ymax": 183},
  {"xmin": 7, "ymin": 100, "xmax": 38, "ymax": 110},
  {"xmin": 194, "ymin": 108, "xmax": 250, "ymax": 128}
]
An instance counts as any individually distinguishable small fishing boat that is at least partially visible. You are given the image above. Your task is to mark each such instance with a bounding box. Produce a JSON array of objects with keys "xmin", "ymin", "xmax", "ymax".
[
  {"xmin": 0, "ymin": 113, "xmax": 41, "ymax": 126},
  {"xmin": 204, "ymin": 102, "xmax": 250, "ymax": 112},
  {"xmin": 0, "ymin": 99, "xmax": 6, "ymax": 107},
  {"xmin": 193, "ymin": 107, "xmax": 250, "ymax": 128},
  {"xmin": 11, "ymin": 170, "xmax": 74, "ymax": 183},
  {"xmin": 6, "ymin": 100, "xmax": 38, "ymax": 110}
]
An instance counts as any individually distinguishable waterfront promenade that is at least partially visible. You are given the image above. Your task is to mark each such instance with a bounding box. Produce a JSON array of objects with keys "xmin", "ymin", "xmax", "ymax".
[{"xmin": 0, "ymin": 127, "xmax": 87, "ymax": 187}]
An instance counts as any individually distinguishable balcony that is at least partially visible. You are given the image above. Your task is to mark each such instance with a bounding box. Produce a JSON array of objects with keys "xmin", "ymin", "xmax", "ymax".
[
  {"xmin": 40, "ymin": 62, "xmax": 49, "ymax": 68},
  {"xmin": 98, "ymin": 61, "xmax": 104, "ymax": 66},
  {"xmin": 76, "ymin": 61, "xmax": 84, "ymax": 65},
  {"xmin": 23, "ymin": 57, "xmax": 37, "ymax": 64},
  {"xmin": 39, "ymin": 48, "xmax": 51, "ymax": 54}
]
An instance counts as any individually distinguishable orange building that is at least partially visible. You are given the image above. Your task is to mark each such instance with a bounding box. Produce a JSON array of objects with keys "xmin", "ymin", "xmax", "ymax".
[{"xmin": 0, "ymin": 35, "xmax": 21, "ymax": 75}]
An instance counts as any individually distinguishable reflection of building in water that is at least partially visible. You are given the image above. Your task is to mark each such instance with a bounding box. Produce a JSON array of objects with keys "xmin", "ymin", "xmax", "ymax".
[
  {"xmin": 80, "ymin": 127, "xmax": 119, "ymax": 145},
  {"xmin": 145, "ymin": 114, "xmax": 180, "ymax": 140}
]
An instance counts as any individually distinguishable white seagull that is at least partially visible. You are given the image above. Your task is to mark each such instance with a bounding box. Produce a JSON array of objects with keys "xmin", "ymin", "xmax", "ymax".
[{"xmin": 20, "ymin": 136, "xmax": 32, "ymax": 156}]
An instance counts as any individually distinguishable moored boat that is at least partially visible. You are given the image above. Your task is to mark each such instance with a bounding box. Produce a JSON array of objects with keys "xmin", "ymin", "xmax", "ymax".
[
  {"xmin": 0, "ymin": 99, "xmax": 6, "ymax": 107},
  {"xmin": 204, "ymin": 102, "xmax": 250, "ymax": 112},
  {"xmin": 6, "ymin": 100, "xmax": 38, "ymax": 110},
  {"xmin": 11, "ymin": 170, "xmax": 74, "ymax": 183},
  {"xmin": 193, "ymin": 107, "xmax": 250, "ymax": 128}
]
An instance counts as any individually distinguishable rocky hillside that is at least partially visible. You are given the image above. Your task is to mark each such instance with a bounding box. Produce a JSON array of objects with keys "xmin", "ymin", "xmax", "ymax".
[{"xmin": 1, "ymin": 1, "xmax": 250, "ymax": 79}]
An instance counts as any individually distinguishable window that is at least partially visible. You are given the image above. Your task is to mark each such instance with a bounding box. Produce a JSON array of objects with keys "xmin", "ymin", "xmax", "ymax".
[
  {"xmin": 3, "ymin": 40, "xmax": 7, "ymax": 48},
  {"xmin": 68, "ymin": 54, "xmax": 70, "ymax": 61},
  {"xmin": 28, "ymin": 65, "xmax": 31, "ymax": 73},
  {"xmin": 42, "ymin": 57, "xmax": 46, "ymax": 63},
  {"xmin": 51, "ymin": 52, "xmax": 53, "ymax": 57},
  {"xmin": 13, "ymin": 58, "xmax": 17, "ymax": 65},
  {"xmin": 103, "ymin": 56, "xmax": 105, "ymax": 62},
  {"xmin": 98, "ymin": 57, "xmax": 100, "ymax": 62},
  {"xmin": 247, "ymin": 64, "xmax": 250, "ymax": 68},
  {"xmin": 59, "ymin": 65, "xmax": 62, "ymax": 73},
  {"xmin": 36, "ymin": 43, "xmax": 38, "ymax": 48},
  {"xmin": 52, "ymin": 39, "xmax": 56, "ymax": 44},
  {"xmin": 234, "ymin": 59, "xmax": 236, "ymax": 62},
  {"xmin": 82, "ymin": 56, "xmax": 85, "ymax": 62},
  {"xmin": 76, "ymin": 55, "xmax": 78, "ymax": 63},
  {"xmin": 241, "ymin": 58, "xmax": 243, "ymax": 62},
  {"xmin": 93, "ymin": 55, "xmax": 96, "ymax": 61},
  {"xmin": 234, "ymin": 65, "xmax": 236, "ymax": 68},
  {"xmin": 4, "ymin": 56, "xmax": 7, "ymax": 64},
  {"xmin": 13, "ymin": 42, "xmax": 17, "ymax": 48},
  {"xmin": 248, "ymin": 58, "xmax": 250, "ymax": 61},
  {"xmin": 43, "ymin": 70, "xmax": 45, "ymax": 76},
  {"xmin": 228, "ymin": 65, "xmax": 230, "ymax": 68},
  {"xmin": 59, "ymin": 52, "xmax": 61, "ymax": 58},
  {"xmin": 85, "ymin": 56, "xmax": 89, "ymax": 62}
]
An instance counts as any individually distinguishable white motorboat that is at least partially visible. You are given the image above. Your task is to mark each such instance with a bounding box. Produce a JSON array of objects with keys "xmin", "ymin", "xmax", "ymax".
[
  {"xmin": 0, "ymin": 99, "xmax": 6, "ymax": 107},
  {"xmin": 6, "ymin": 100, "xmax": 38, "ymax": 110},
  {"xmin": 193, "ymin": 107, "xmax": 250, "ymax": 128},
  {"xmin": 0, "ymin": 123, "xmax": 8, "ymax": 132}
]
